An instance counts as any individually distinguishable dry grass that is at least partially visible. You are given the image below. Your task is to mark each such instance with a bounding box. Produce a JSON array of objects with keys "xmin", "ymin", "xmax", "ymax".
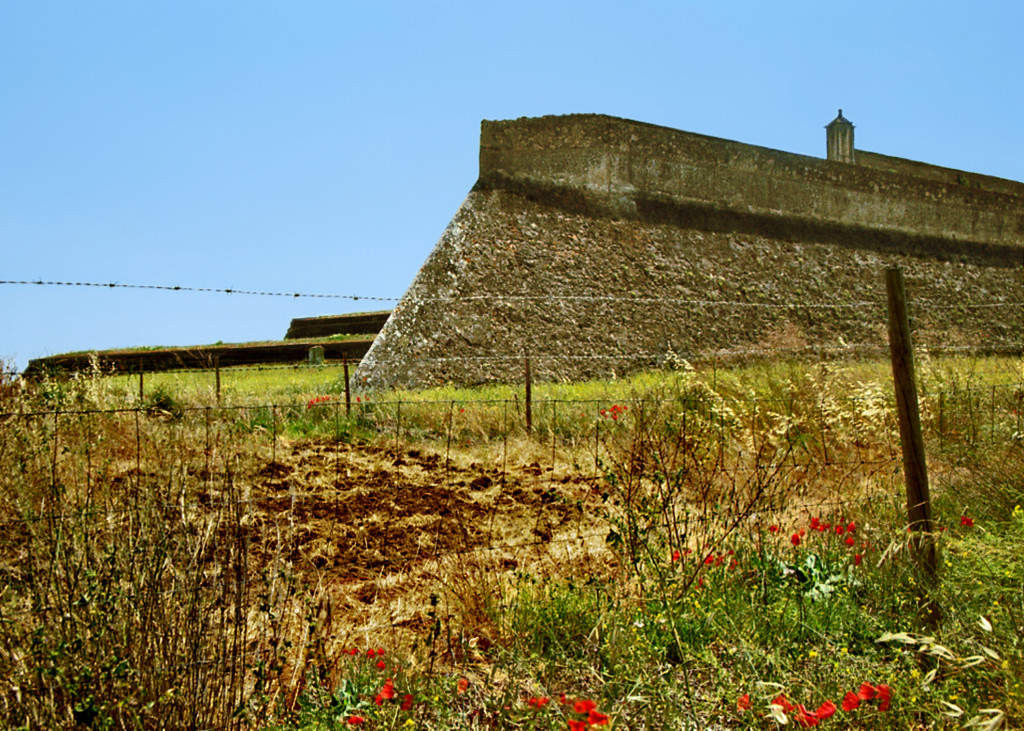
[{"xmin": 1, "ymin": 356, "xmax": 1021, "ymax": 728}]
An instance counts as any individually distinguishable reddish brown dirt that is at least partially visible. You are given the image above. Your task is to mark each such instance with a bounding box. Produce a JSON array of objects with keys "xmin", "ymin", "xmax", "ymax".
[
  {"xmin": 242, "ymin": 438, "xmax": 605, "ymax": 582},
  {"xmin": 228, "ymin": 437, "xmax": 618, "ymax": 659}
]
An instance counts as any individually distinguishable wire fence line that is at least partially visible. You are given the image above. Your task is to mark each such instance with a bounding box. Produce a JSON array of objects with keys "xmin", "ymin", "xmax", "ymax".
[
  {"xmin": 2, "ymin": 276, "xmax": 1023, "ymax": 726},
  {"xmin": 2, "ymin": 379, "xmax": 1023, "ymax": 419},
  {"xmin": 8, "ymin": 272, "xmax": 1021, "ymax": 391},
  {"xmin": 0, "ymin": 279, "xmax": 398, "ymax": 301},
  {"xmin": 3, "ymin": 276, "xmax": 1022, "ymax": 310},
  {"xmin": 13, "ymin": 341, "xmax": 1024, "ymax": 382}
]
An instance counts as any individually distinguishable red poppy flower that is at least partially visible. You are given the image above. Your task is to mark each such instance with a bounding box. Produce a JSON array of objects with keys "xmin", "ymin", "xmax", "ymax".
[
  {"xmin": 854, "ymin": 553, "xmax": 863, "ymax": 566},
  {"xmin": 401, "ymin": 693, "xmax": 414, "ymax": 711},
  {"xmin": 877, "ymin": 684, "xmax": 892, "ymax": 712},
  {"xmin": 672, "ymin": 550, "xmax": 681, "ymax": 562},
  {"xmin": 816, "ymin": 700, "xmax": 837, "ymax": 720},
  {"xmin": 376, "ymin": 659, "xmax": 386, "ymax": 670},
  {"xmin": 347, "ymin": 716, "xmax": 365, "ymax": 725},
  {"xmin": 349, "ymin": 648, "xmax": 359, "ymax": 656},
  {"xmin": 845, "ymin": 536, "xmax": 855, "ymax": 546},
  {"xmin": 960, "ymin": 515, "xmax": 975, "ymax": 527},
  {"xmin": 528, "ymin": 696, "xmax": 549, "ymax": 709},
  {"xmin": 568, "ymin": 721, "xmax": 588, "ymax": 731},
  {"xmin": 573, "ymin": 699, "xmax": 596, "ymax": 715},
  {"xmin": 457, "ymin": 678, "xmax": 469, "ymax": 694},
  {"xmin": 791, "ymin": 533, "xmax": 801, "ymax": 547},
  {"xmin": 769, "ymin": 524, "xmax": 780, "ymax": 533},
  {"xmin": 377, "ymin": 648, "xmax": 385, "ymax": 656},
  {"xmin": 835, "ymin": 525, "xmax": 845, "ymax": 535},
  {"xmin": 772, "ymin": 694, "xmax": 793, "ymax": 713},
  {"xmin": 559, "ymin": 694, "xmax": 568, "ymax": 705},
  {"xmin": 847, "ymin": 521, "xmax": 856, "ymax": 532},
  {"xmin": 857, "ymin": 683, "xmax": 877, "ymax": 701},
  {"xmin": 841, "ymin": 691, "xmax": 860, "ymax": 711},
  {"xmin": 810, "ymin": 517, "xmax": 821, "ymax": 529},
  {"xmin": 737, "ymin": 693, "xmax": 752, "ymax": 711},
  {"xmin": 795, "ymin": 704, "xmax": 819, "ymax": 727},
  {"xmin": 589, "ymin": 709, "xmax": 610, "ymax": 726},
  {"xmin": 704, "ymin": 554, "xmax": 715, "ymax": 565},
  {"xmin": 367, "ymin": 649, "xmax": 376, "ymax": 659}
]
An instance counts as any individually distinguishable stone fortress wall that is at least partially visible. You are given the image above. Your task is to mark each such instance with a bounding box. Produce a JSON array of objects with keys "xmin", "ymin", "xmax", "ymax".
[
  {"xmin": 479, "ymin": 114, "xmax": 1023, "ymax": 261},
  {"xmin": 355, "ymin": 113, "xmax": 1023, "ymax": 391}
]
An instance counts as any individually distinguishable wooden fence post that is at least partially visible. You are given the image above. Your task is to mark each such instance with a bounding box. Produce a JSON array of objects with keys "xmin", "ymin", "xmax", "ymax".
[
  {"xmin": 138, "ymin": 360, "xmax": 144, "ymax": 403},
  {"xmin": 524, "ymin": 352, "xmax": 533, "ymax": 435},
  {"xmin": 343, "ymin": 353, "xmax": 352, "ymax": 416},
  {"xmin": 214, "ymin": 356, "xmax": 221, "ymax": 403},
  {"xmin": 885, "ymin": 267, "xmax": 940, "ymax": 621}
]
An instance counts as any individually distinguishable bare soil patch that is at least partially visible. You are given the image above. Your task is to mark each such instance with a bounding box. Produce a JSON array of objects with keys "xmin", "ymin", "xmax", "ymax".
[{"xmin": 237, "ymin": 437, "xmax": 614, "ymax": 652}]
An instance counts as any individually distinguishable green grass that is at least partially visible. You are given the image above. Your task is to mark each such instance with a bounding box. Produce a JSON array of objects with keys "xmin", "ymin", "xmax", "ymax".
[{"xmin": 3, "ymin": 355, "xmax": 1022, "ymax": 728}]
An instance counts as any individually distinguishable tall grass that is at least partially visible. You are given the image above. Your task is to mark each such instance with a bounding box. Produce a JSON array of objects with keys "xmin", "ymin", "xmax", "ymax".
[{"xmin": 0, "ymin": 355, "xmax": 1021, "ymax": 728}]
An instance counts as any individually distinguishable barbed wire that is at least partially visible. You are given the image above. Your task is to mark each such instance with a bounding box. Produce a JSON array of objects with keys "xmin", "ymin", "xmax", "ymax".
[
  {"xmin": 372, "ymin": 342, "xmax": 1018, "ymax": 362},
  {"xmin": 3, "ymin": 278, "xmax": 1021, "ymax": 311},
  {"xmin": 0, "ymin": 279, "xmax": 398, "ymax": 302}
]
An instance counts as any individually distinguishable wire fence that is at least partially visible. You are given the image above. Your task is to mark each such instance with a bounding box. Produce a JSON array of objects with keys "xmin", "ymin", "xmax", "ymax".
[
  {"xmin": 9, "ymin": 274, "xmax": 1022, "ymax": 382},
  {"xmin": 2, "ymin": 276, "xmax": 1021, "ymax": 309},
  {"xmin": 2, "ymin": 275, "xmax": 1024, "ymax": 726}
]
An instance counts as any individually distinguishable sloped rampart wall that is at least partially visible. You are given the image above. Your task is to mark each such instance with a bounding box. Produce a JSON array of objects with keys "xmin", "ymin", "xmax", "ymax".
[{"xmin": 355, "ymin": 115, "xmax": 1023, "ymax": 391}]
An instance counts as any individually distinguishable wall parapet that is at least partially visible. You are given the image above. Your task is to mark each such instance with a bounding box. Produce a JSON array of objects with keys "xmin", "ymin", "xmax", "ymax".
[{"xmin": 479, "ymin": 114, "xmax": 1024, "ymax": 257}]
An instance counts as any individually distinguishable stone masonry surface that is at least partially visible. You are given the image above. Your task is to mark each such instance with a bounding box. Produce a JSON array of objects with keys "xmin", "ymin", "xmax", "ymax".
[{"xmin": 356, "ymin": 115, "xmax": 1024, "ymax": 390}]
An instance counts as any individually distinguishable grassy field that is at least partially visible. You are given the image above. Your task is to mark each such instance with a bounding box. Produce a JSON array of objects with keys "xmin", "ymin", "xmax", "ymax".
[{"xmin": 1, "ymin": 355, "xmax": 1021, "ymax": 729}]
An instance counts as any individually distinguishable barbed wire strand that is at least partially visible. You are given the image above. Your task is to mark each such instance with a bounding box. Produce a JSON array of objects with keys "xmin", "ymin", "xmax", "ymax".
[
  {"xmin": 2, "ymin": 278, "xmax": 1021, "ymax": 310},
  {"xmin": 0, "ymin": 279, "xmax": 397, "ymax": 302}
]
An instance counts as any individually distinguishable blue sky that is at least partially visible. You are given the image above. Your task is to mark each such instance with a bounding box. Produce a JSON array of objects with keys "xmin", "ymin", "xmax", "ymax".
[{"xmin": 3, "ymin": 1, "xmax": 1022, "ymax": 371}]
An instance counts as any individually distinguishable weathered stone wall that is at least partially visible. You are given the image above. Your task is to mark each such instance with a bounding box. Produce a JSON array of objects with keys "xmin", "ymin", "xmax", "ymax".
[
  {"xmin": 26, "ymin": 339, "xmax": 373, "ymax": 376},
  {"xmin": 355, "ymin": 115, "xmax": 1023, "ymax": 391},
  {"xmin": 855, "ymin": 150, "xmax": 1024, "ymax": 198},
  {"xmin": 285, "ymin": 311, "xmax": 391, "ymax": 339},
  {"xmin": 480, "ymin": 115, "xmax": 1024, "ymax": 256}
]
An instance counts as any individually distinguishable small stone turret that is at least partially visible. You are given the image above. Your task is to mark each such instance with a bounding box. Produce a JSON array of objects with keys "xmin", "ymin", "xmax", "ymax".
[{"xmin": 826, "ymin": 109, "xmax": 855, "ymax": 163}]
